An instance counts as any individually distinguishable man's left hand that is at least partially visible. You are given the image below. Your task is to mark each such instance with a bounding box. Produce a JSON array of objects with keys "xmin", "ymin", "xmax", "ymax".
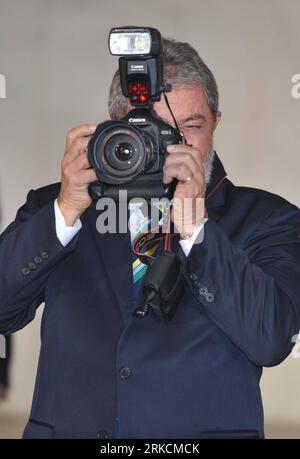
[{"xmin": 163, "ymin": 144, "xmax": 207, "ymax": 237}]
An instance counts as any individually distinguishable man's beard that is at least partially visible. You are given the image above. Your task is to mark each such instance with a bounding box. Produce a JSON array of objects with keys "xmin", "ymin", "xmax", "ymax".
[{"xmin": 203, "ymin": 142, "xmax": 215, "ymax": 186}]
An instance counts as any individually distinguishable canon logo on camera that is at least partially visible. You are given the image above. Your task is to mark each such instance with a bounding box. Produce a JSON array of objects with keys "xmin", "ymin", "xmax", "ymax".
[
  {"xmin": 130, "ymin": 64, "xmax": 144, "ymax": 70},
  {"xmin": 128, "ymin": 118, "xmax": 146, "ymax": 123}
]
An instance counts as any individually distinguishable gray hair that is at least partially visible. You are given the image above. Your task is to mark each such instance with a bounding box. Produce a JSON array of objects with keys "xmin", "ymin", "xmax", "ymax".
[{"xmin": 108, "ymin": 37, "xmax": 219, "ymax": 120}]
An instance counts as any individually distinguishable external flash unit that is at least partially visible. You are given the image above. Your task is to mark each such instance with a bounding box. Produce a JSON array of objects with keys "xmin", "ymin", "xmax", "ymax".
[{"xmin": 109, "ymin": 27, "xmax": 161, "ymax": 56}]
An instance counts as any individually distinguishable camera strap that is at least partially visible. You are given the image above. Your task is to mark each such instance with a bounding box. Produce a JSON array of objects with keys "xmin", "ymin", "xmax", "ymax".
[{"xmin": 131, "ymin": 202, "xmax": 176, "ymax": 265}]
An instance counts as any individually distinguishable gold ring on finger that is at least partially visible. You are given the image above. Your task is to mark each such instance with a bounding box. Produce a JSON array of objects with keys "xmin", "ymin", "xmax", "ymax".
[{"xmin": 182, "ymin": 174, "xmax": 193, "ymax": 183}]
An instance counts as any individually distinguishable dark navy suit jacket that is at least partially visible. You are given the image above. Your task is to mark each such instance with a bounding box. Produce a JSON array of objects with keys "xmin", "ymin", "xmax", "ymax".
[{"xmin": 0, "ymin": 154, "xmax": 300, "ymax": 439}]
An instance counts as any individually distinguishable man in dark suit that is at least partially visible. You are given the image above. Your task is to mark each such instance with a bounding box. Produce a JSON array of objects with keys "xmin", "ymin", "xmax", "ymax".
[{"xmin": 0, "ymin": 36, "xmax": 300, "ymax": 439}]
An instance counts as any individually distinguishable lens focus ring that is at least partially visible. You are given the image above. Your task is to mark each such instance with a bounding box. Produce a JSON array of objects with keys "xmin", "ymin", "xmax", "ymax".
[{"xmin": 91, "ymin": 122, "xmax": 154, "ymax": 185}]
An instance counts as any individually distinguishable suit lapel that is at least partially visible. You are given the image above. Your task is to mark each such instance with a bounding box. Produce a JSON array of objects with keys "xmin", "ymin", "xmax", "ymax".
[
  {"xmin": 204, "ymin": 152, "xmax": 228, "ymax": 222},
  {"xmin": 83, "ymin": 202, "xmax": 133, "ymax": 322}
]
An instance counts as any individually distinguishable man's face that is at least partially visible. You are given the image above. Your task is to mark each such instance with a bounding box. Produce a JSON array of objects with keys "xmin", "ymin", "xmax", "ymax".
[{"xmin": 152, "ymin": 85, "xmax": 221, "ymax": 163}]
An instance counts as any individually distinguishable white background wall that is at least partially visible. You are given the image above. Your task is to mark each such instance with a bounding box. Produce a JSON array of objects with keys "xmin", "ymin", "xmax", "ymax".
[{"xmin": 0, "ymin": 0, "xmax": 299, "ymax": 436}]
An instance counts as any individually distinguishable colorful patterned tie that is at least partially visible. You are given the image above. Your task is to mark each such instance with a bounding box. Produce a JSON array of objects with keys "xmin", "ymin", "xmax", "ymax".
[{"xmin": 129, "ymin": 202, "xmax": 162, "ymax": 298}]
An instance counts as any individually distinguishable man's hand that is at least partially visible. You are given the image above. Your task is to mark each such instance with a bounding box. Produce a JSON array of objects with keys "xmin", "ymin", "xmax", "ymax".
[
  {"xmin": 163, "ymin": 144, "xmax": 207, "ymax": 237},
  {"xmin": 58, "ymin": 124, "xmax": 97, "ymax": 226}
]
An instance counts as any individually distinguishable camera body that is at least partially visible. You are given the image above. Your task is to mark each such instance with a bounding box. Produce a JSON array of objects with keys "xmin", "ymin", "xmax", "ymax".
[
  {"xmin": 88, "ymin": 26, "xmax": 181, "ymax": 201},
  {"xmin": 88, "ymin": 107, "xmax": 181, "ymax": 200}
]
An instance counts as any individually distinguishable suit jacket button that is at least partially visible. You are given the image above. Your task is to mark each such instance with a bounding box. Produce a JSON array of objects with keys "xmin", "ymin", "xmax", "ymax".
[
  {"xmin": 97, "ymin": 430, "xmax": 108, "ymax": 439},
  {"xmin": 199, "ymin": 286, "xmax": 208, "ymax": 296},
  {"xmin": 206, "ymin": 293, "xmax": 215, "ymax": 302},
  {"xmin": 120, "ymin": 367, "xmax": 131, "ymax": 379},
  {"xmin": 21, "ymin": 268, "xmax": 30, "ymax": 276},
  {"xmin": 28, "ymin": 262, "xmax": 37, "ymax": 270},
  {"xmin": 41, "ymin": 251, "xmax": 49, "ymax": 259},
  {"xmin": 34, "ymin": 256, "xmax": 42, "ymax": 264}
]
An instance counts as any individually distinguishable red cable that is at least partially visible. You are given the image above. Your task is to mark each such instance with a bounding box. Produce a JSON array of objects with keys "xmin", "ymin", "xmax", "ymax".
[
  {"xmin": 164, "ymin": 210, "xmax": 172, "ymax": 252},
  {"xmin": 205, "ymin": 175, "xmax": 227, "ymax": 201}
]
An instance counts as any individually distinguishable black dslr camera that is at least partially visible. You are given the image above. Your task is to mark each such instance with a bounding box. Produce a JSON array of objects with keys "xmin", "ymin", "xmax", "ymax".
[{"xmin": 88, "ymin": 26, "xmax": 182, "ymax": 201}]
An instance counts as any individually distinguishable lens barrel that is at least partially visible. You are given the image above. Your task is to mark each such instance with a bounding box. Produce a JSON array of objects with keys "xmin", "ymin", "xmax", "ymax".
[{"xmin": 88, "ymin": 121, "xmax": 154, "ymax": 185}]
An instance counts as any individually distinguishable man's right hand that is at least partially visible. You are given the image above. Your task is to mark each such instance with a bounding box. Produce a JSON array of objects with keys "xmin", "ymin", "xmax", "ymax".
[{"xmin": 57, "ymin": 124, "xmax": 97, "ymax": 226}]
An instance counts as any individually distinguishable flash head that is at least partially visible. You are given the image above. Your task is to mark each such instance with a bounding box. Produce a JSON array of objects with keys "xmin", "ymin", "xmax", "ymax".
[
  {"xmin": 108, "ymin": 26, "xmax": 164, "ymax": 106},
  {"xmin": 109, "ymin": 27, "xmax": 161, "ymax": 56}
]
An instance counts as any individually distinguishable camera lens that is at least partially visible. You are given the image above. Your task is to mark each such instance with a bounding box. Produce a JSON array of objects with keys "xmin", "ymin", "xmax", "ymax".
[
  {"xmin": 114, "ymin": 142, "xmax": 133, "ymax": 162},
  {"xmin": 105, "ymin": 134, "xmax": 141, "ymax": 171},
  {"xmin": 90, "ymin": 121, "xmax": 155, "ymax": 184}
]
